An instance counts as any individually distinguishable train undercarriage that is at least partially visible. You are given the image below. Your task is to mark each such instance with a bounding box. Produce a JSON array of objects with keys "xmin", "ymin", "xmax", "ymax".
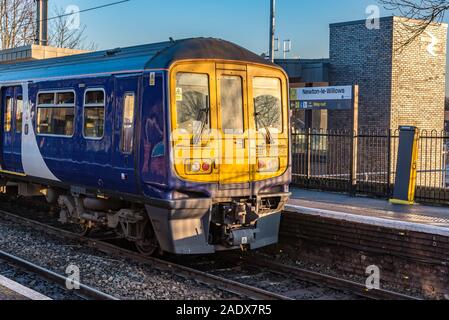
[{"xmin": 2, "ymin": 181, "xmax": 288, "ymax": 256}]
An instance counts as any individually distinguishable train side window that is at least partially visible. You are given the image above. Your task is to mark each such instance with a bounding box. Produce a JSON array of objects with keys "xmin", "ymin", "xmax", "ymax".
[
  {"xmin": 83, "ymin": 89, "xmax": 105, "ymax": 139},
  {"xmin": 4, "ymin": 96, "xmax": 12, "ymax": 132},
  {"xmin": 16, "ymin": 95, "xmax": 23, "ymax": 133},
  {"xmin": 36, "ymin": 91, "xmax": 75, "ymax": 137},
  {"xmin": 120, "ymin": 93, "xmax": 135, "ymax": 154}
]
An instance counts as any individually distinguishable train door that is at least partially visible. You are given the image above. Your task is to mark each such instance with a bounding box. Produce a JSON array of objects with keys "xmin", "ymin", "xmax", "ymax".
[
  {"xmin": 216, "ymin": 66, "xmax": 251, "ymax": 184},
  {"xmin": 1, "ymin": 86, "xmax": 23, "ymax": 173},
  {"xmin": 113, "ymin": 75, "xmax": 139, "ymax": 193}
]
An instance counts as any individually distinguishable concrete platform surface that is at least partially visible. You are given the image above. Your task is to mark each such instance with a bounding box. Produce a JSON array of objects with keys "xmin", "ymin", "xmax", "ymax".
[
  {"xmin": 287, "ymin": 189, "xmax": 449, "ymax": 236},
  {"xmin": 0, "ymin": 275, "xmax": 51, "ymax": 300}
]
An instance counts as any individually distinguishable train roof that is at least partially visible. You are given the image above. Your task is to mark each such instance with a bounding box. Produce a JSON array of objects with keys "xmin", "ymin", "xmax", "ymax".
[{"xmin": 0, "ymin": 38, "xmax": 273, "ymax": 83}]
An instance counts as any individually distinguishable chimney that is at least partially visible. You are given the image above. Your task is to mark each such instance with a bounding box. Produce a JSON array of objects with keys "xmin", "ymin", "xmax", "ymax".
[{"xmin": 35, "ymin": 0, "xmax": 48, "ymax": 46}]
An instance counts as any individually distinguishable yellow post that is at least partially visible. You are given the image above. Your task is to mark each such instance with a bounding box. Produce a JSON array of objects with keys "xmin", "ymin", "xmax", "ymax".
[{"xmin": 390, "ymin": 127, "xmax": 419, "ymax": 205}]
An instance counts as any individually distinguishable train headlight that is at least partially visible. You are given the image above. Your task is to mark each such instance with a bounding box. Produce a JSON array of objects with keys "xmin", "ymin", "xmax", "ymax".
[
  {"xmin": 257, "ymin": 158, "xmax": 280, "ymax": 173},
  {"xmin": 185, "ymin": 159, "xmax": 213, "ymax": 175},
  {"xmin": 191, "ymin": 161, "xmax": 201, "ymax": 173}
]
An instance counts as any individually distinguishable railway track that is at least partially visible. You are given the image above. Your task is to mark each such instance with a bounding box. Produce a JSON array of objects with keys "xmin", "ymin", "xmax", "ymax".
[
  {"xmin": 0, "ymin": 208, "xmax": 289, "ymax": 300},
  {"xmin": 0, "ymin": 205, "xmax": 420, "ymax": 300},
  {"xmin": 238, "ymin": 256, "xmax": 420, "ymax": 300},
  {"xmin": 170, "ymin": 253, "xmax": 419, "ymax": 300},
  {"xmin": 0, "ymin": 250, "xmax": 118, "ymax": 300}
]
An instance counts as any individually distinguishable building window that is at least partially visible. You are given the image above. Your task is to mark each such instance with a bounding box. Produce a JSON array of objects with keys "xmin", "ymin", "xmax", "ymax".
[
  {"xmin": 16, "ymin": 95, "xmax": 23, "ymax": 133},
  {"xmin": 37, "ymin": 91, "xmax": 75, "ymax": 136},
  {"xmin": 120, "ymin": 93, "xmax": 135, "ymax": 153},
  {"xmin": 5, "ymin": 96, "xmax": 12, "ymax": 132},
  {"xmin": 83, "ymin": 89, "xmax": 105, "ymax": 139}
]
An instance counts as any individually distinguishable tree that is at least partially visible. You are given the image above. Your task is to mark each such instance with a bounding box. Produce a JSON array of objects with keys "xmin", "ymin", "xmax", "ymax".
[
  {"xmin": 48, "ymin": 5, "xmax": 97, "ymax": 50},
  {"xmin": 378, "ymin": 0, "xmax": 449, "ymax": 48},
  {"xmin": 0, "ymin": 1, "xmax": 96, "ymax": 51},
  {"xmin": 0, "ymin": 0, "xmax": 35, "ymax": 49}
]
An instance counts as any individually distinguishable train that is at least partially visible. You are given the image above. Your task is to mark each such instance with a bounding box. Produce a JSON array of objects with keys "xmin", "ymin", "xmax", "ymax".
[{"xmin": 0, "ymin": 38, "xmax": 291, "ymax": 255}]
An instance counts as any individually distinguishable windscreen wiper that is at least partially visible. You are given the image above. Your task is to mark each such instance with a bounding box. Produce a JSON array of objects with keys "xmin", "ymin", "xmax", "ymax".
[{"xmin": 254, "ymin": 102, "xmax": 274, "ymax": 145}]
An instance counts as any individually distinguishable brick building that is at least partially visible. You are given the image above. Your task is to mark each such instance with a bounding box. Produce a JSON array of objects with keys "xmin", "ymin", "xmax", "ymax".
[
  {"xmin": 329, "ymin": 16, "xmax": 447, "ymax": 132},
  {"xmin": 330, "ymin": 17, "xmax": 447, "ymax": 187},
  {"xmin": 277, "ymin": 16, "xmax": 448, "ymax": 188},
  {"xmin": 277, "ymin": 16, "xmax": 448, "ymax": 133}
]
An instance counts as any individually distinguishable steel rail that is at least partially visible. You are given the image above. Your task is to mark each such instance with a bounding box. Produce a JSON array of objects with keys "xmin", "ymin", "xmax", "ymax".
[
  {"xmin": 0, "ymin": 209, "xmax": 291, "ymax": 300},
  {"xmin": 240, "ymin": 257, "xmax": 421, "ymax": 300},
  {"xmin": 0, "ymin": 250, "xmax": 118, "ymax": 300}
]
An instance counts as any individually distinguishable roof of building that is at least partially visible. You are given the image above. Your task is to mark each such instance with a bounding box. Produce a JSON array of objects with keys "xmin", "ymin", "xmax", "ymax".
[
  {"xmin": 275, "ymin": 58, "xmax": 330, "ymax": 83},
  {"xmin": 0, "ymin": 38, "xmax": 272, "ymax": 83},
  {"xmin": 0, "ymin": 45, "xmax": 88, "ymax": 64},
  {"xmin": 330, "ymin": 15, "xmax": 448, "ymax": 28}
]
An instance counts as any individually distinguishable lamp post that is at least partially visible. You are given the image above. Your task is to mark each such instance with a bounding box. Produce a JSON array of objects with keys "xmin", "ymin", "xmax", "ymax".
[
  {"xmin": 35, "ymin": 0, "xmax": 48, "ymax": 46},
  {"xmin": 269, "ymin": 0, "xmax": 276, "ymax": 62}
]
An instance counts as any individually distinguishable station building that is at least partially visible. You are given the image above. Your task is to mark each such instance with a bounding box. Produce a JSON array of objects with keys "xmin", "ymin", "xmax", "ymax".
[{"xmin": 277, "ymin": 16, "xmax": 448, "ymax": 133}]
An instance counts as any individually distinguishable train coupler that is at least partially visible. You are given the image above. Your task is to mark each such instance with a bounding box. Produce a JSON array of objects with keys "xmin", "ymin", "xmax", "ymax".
[{"xmin": 227, "ymin": 228, "xmax": 259, "ymax": 247}]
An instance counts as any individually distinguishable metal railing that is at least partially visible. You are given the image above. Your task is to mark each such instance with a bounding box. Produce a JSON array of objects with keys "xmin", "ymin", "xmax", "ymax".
[{"xmin": 291, "ymin": 129, "xmax": 449, "ymax": 206}]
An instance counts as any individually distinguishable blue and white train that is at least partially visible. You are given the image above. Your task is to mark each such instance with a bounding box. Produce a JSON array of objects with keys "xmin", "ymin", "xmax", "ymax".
[{"xmin": 0, "ymin": 38, "xmax": 291, "ymax": 255}]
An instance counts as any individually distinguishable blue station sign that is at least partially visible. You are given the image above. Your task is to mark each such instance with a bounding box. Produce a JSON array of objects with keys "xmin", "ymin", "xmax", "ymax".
[{"xmin": 290, "ymin": 85, "xmax": 354, "ymax": 110}]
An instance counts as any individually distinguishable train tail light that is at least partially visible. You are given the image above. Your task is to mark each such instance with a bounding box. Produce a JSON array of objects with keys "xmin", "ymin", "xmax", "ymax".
[{"xmin": 202, "ymin": 162, "xmax": 211, "ymax": 172}]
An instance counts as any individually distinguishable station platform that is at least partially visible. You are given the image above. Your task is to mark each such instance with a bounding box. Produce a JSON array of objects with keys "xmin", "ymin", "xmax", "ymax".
[
  {"xmin": 286, "ymin": 188, "xmax": 449, "ymax": 236},
  {"xmin": 282, "ymin": 188, "xmax": 449, "ymax": 299},
  {"xmin": 0, "ymin": 275, "xmax": 51, "ymax": 300}
]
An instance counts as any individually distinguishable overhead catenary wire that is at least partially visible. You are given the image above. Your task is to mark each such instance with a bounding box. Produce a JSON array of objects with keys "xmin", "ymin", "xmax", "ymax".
[
  {"xmin": 4, "ymin": 0, "xmax": 132, "ymax": 34},
  {"xmin": 8, "ymin": 0, "xmax": 131, "ymax": 32}
]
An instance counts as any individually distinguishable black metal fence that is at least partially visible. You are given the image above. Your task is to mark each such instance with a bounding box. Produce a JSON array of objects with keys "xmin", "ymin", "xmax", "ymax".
[{"xmin": 291, "ymin": 129, "xmax": 449, "ymax": 206}]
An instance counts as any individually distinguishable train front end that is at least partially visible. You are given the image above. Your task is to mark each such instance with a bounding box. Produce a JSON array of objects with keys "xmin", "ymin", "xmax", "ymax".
[{"xmin": 147, "ymin": 58, "xmax": 291, "ymax": 255}]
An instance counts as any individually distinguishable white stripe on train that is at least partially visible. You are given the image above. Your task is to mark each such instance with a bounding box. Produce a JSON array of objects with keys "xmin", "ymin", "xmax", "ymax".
[{"xmin": 21, "ymin": 82, "xmax": 60, "ymax": 181}]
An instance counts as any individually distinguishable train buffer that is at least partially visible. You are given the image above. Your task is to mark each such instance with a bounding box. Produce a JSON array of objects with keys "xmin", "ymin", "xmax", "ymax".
[{"xmin": 0, "ymin": 275, "xmax": 51, "ymax": 301}]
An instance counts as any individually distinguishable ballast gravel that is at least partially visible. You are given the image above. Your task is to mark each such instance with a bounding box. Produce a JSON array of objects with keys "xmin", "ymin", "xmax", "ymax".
[{"xmin": 0, "ymin": 217, "xmax": 234, "ymax": 300}]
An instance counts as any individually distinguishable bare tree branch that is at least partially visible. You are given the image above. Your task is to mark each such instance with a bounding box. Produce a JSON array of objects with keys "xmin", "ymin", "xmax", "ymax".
[
  {"xmin": 48, "ymin": 5, "xmax": 97, "ymax": 50},
  {"xmin": 0, "ymin": 0, "xmax": 35, "ymax": 50},
  {"xmin": 0, "ymin": 1, "xmax": 97, "ymax": 51},
  {"xmin": 378, "ymin": 0, "xmax": 449, "ymax": 49}
]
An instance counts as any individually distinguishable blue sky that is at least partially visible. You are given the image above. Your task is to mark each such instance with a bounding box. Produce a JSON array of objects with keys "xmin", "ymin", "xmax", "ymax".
[
  {"xmin": 51, "ymin": 0, "xmax": 406, "ymax": 58},
  {"xmin": 51, "ymin": 0, "xmax": 449, "ymax": 93}
]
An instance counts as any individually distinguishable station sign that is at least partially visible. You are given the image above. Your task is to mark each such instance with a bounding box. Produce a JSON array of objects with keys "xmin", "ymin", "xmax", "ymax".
[{"xmin": 290, "ymin": 85, "xmax": 353, "ymax": 110}]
